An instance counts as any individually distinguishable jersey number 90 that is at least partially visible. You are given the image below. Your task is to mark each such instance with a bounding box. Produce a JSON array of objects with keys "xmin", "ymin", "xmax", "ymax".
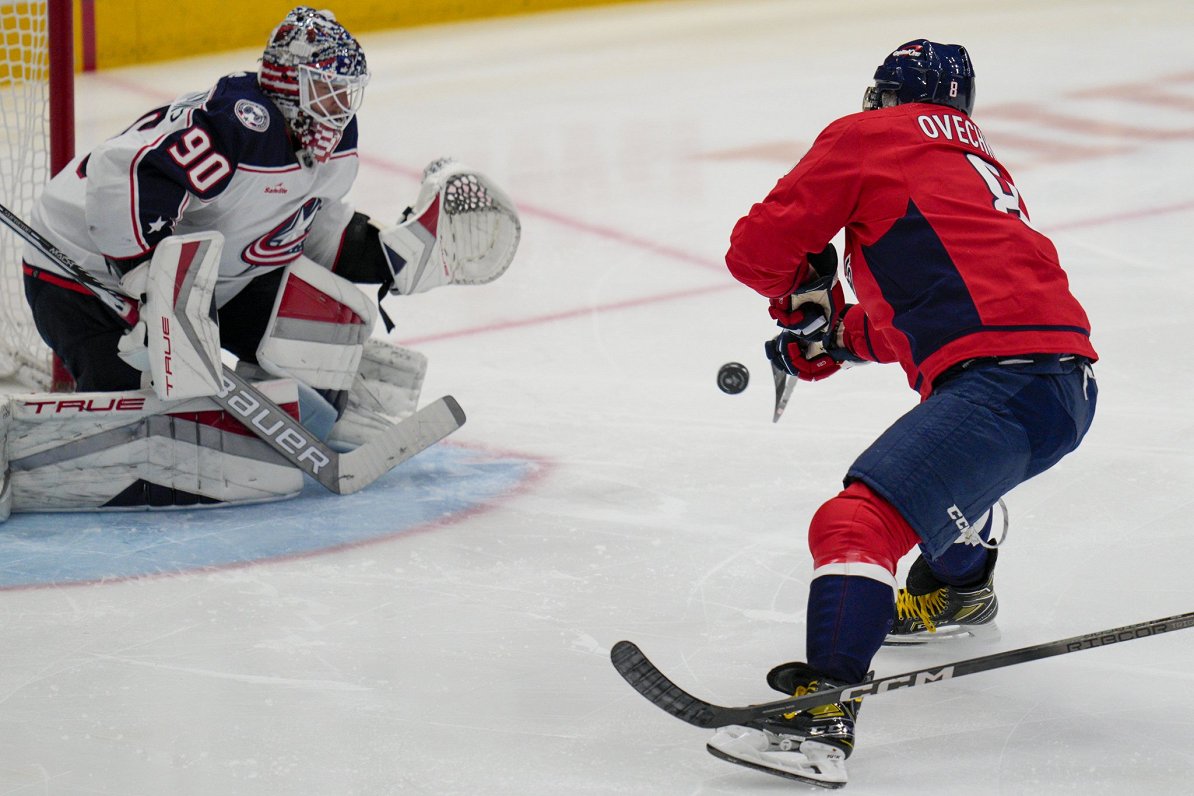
[{"xmin": 166, "ymin": 127, "xmax": 232, "ymax": 193}]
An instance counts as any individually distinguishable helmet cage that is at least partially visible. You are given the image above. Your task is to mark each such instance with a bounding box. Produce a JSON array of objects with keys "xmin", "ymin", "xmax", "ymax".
[
  {"xmin": 297, "ymin": 63, "xmax": 369, "ymax": 131},
  {"xmin": 259, "ymin": 7, "xmax": 369, "ymax": 162}
]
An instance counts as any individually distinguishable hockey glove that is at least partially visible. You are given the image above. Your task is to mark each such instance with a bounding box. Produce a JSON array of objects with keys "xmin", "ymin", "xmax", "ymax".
[
  {"xmin": 115, "ymin": 262, "xmax": 151, "ymax": 374},
  {"xmin": 765, "ymin": 331, "xmax": 841, "ymax": 382},
  {"xmin": 768, "ymin": 244, "xmax": 846, "ymax": 332}
]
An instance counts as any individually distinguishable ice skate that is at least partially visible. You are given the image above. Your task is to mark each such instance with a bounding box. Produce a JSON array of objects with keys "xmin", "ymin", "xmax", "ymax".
[
  {"xmin": 885, "ymin": 550, "xmax": 1000, "ymax": 645},
  {"xmin": 706, "ymin": 662, "xmax": 859, "ymax": 789}
]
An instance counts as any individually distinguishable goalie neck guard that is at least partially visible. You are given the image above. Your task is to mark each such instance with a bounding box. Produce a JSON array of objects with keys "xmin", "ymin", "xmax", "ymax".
[
  {"xmin": 259, "ymin": 6, "xmax": 370, "ymax": 164},
  {"xmin": 862, "ymin": 39, "xmax": 975, "ymax": 116}
]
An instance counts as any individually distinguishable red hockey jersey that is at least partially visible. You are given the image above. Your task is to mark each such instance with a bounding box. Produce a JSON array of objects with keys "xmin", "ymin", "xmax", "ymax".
[{"xmin": 726, "ymin": 102, "xmax": 1097, "ymax": 397}]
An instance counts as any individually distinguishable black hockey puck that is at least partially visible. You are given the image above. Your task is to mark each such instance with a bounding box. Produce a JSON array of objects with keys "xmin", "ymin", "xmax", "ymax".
[{"xmin": 717, "ymin": 362, "xmax": 750, "ymax": 394}]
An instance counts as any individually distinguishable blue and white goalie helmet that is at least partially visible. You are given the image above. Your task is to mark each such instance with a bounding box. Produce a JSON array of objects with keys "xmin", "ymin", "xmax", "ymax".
[
  {"xmin": 259, "ymin": 6, "xmax": 370, "ymax": 163},
  {"xmin": 862, "ymin": 40, "xmax": 975, "ymax": 116}
]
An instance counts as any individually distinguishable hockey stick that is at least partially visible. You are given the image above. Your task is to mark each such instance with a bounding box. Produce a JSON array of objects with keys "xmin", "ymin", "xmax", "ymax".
[
  {"xmin": 611, "ymin": 610, "xmax": 1194, "ymax": 728},
  {"xmin": 0, "ymin": 201, "xmax": 464, "ymax": 495},
  {"xmin": 771, "ymin": 363, "xmax": 796, "ymax": 423}
]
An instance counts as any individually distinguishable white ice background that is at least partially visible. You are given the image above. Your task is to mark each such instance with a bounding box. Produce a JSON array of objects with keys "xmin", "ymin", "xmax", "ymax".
[{"xmin": 2, "ymin": 0, "xmax": 1193, "ymax": 793}]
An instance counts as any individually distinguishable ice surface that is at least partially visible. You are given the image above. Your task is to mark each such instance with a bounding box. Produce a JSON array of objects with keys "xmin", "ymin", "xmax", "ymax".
[{"xmin": 2, "ymin": 0, "xmax": 1192, "ymax": 793}]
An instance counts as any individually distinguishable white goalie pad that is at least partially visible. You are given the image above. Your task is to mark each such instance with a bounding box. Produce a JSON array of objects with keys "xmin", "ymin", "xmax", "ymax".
[
  {"xmin": 257, "ymin": 256, "xmax": 378, "ymax": 392},
  {"xmin": 0, "ymin": 381, "xmax": 305, "ymax": 516},
  {"xmin": 381, "ymin": 158, "xmax": 521, "ymax": 295},
  {"xmin": 118, "ymin": 232, "xmax": 224, "ymax": 401},
  {"xmin": 327, "ymin": 339, "xmax": 428, "ymax": 449}
]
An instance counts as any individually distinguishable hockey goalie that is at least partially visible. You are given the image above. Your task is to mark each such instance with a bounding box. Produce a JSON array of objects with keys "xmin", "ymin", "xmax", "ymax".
[{"xmin": 1, "ymin": 8, "xmax": 519, "ymax": 520}]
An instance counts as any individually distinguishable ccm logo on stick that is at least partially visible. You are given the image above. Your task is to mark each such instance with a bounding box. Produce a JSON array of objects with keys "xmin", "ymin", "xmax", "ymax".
[
  {"xmin": 839, "ymin": 667, "xmax": 956, "ymax": 700},
  {"xmin": 216, "ymin": 375, "xmax": 330, "ymax": 475}
]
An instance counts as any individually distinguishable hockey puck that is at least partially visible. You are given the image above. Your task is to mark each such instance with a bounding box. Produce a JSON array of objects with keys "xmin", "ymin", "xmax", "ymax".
[{"xmin": 717, "ymin": 362, "xmax": 750, "ymax": 394}]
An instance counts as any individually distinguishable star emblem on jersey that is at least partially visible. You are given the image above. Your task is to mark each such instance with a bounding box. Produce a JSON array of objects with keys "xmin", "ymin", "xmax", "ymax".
[
  {"xmin": 148, "ymin": 217, "xmax": 168, "ymax": 233},
  {"xmin": 234, "ymin": 99, "xmax": 270, "ymax": 132}
]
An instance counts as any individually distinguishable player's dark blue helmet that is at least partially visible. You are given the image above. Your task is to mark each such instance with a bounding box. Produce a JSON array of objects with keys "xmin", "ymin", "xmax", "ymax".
[{"xmin": 862, "ymin": 40, "xmax": 975, "ymax": 116}]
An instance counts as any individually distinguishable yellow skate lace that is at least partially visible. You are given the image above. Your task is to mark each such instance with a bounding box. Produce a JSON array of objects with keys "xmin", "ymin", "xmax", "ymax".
[
  {"xmin": 895, "ymin": 587, "xmax": 948, "ymax": 633},
  {"xmin": 782, "ymin": 681, "xmax": 851, "ymax": 721}
]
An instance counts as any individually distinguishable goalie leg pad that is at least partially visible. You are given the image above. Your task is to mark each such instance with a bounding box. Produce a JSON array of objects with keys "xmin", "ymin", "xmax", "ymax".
[
  {"xmin": 256, "ymin": 256, "xmax": 378, "ymax": 415},
  {"xmin": 120, "ymin": 232, "xmax": 225, "ymax": 401},
  {"xmin": 327, "ymin": 339, "xmax": 427, "ymax": 449},
  {"xmin": 3, "ymin": 382, "xmax": 304, "ymax": 513}
]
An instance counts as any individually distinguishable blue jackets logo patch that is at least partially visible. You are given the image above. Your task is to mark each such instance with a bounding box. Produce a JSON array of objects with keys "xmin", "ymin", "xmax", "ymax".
[
  {"xmin": 242, "ymin": 197, "xmax": 322, "ymax": 266},
  {"xmin": 234, "ymin": 99, "xmax": 270, "ymax": 132}
]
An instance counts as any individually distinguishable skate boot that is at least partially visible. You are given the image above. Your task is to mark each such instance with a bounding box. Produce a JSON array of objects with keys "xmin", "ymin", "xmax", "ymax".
[
  {"xmin": 885, "ymin": 549, "xmax": 999, "ymax": 645},
  {"xmin": 706, "ymin": 662, "xmax": 861, "ymax": 789}
]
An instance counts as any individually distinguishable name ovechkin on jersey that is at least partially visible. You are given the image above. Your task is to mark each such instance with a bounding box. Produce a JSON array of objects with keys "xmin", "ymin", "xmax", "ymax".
[{"xmin": 914, "ymin": 112, "xmax": 994, "ymax": 158}]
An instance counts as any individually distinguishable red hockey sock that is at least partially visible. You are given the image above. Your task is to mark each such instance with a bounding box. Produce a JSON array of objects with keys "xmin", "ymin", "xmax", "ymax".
[{"xmin": 804, "ymin": 481, "xmax": 921, "ymax": 682}]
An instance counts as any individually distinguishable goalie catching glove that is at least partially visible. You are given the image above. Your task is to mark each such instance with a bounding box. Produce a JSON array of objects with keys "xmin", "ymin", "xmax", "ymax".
[{"xmin": 376, "ymin": 158, "xmax": 521, "ymax": 297}]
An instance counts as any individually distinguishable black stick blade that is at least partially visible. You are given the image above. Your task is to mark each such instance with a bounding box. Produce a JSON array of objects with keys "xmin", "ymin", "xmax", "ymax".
[{"xmin": 611, "ymin": 641, "xmax": 729, "ymax": 728}]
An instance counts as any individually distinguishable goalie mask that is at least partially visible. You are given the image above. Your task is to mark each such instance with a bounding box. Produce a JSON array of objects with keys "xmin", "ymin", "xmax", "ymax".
[
  {"xmin": 863, "ymin": 40, "xmax": 975, "ymax": 116},
  {"xmin": 259, "ymin": 6, "xmax": 370, "ymax": 164}
]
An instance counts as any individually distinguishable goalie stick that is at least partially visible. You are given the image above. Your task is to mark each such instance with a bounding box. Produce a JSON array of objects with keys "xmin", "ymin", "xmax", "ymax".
[
  {"xmin": 611, "ymin": 610, "xmax": 1194, "ymax": 729},
  {"xmin": 0, "ymin": 201, "xmax": 464, "ymax": 495}
]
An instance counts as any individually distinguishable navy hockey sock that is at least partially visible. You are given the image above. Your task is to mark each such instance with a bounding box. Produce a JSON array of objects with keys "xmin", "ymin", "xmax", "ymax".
[{"xmin": 805, "ymin": 574, "xmax": 893, "ymax": 684}]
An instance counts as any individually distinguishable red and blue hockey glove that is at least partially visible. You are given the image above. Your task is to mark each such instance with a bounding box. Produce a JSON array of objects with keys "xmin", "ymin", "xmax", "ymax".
[
  {"xmin": 768, "ymin": 244, "xmax": 846, "ymax": 331},
  {"xmin": 765, "ymin": 331, "xmax": 842, "ymax": 382}
]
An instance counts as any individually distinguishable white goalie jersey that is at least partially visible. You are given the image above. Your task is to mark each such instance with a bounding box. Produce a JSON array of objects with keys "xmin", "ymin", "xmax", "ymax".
[{"xmin": 25, "ymin": 71, "xmax": 358, "ymax": 308}]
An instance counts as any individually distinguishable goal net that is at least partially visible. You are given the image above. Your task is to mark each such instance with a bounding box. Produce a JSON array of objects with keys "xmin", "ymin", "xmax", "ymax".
[{"xmin": 0, "ymin": 0, "xmax": 72, "ymax": 389}]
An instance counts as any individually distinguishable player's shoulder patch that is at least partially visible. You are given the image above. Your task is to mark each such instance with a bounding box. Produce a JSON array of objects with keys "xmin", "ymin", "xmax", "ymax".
[
  {"xmin": 202, "ymin": 73, "xmax": 294, "ymax": 167},
  {"xmin": 234, "ymin": 98, "xmax": 271, "ymax": 133}
]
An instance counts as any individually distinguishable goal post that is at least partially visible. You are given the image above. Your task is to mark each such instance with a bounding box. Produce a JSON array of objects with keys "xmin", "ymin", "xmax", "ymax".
[
  {"xmin": 48, "ymin": 0, "xmax": 73, "ymax": 172},
  {"xmin": 0, "ymin": 0, "xmax": 74, "ymax": 390}
]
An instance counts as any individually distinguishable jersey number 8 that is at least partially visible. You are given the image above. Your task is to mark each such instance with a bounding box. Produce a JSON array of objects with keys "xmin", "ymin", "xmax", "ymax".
[{"xmin": 966, "ymin": 153, "xmax": 1034, "ymax": 230}]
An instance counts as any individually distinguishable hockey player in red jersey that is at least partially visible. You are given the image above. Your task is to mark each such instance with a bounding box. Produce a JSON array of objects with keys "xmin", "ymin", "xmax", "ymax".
[{"xmin": 707, "ymin": 40, "xmax": 1098, "ymax": 787}]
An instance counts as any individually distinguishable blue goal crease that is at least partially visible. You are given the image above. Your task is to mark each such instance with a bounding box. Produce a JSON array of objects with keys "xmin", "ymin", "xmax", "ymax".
[{"xmin": 0, "ymin": 445, "xmax": 537, "ymax": 589}]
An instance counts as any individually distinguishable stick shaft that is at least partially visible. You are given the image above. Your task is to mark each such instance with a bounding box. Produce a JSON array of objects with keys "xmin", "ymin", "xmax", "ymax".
[{"xmin": 612, "ymin": 610, "xmax": 1194, "ymax": 728}]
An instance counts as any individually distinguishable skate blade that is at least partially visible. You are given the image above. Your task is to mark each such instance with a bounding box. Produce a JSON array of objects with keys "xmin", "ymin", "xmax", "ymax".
[
  {"xmin": 706, "ymin": 731, "xmax": 847, "ymax": 789},
  {"xmin": 883, "ymin": 622, "xmax": 1001, "ymax": 646}
]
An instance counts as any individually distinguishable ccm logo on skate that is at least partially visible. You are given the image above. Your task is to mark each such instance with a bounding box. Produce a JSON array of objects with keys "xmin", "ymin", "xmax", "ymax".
[
  {"xmin": 216, "ymin": 375, "xmax": 331, "ymax": 475},
  {"xmin": 841, "ymin": 667, "xmax": 956, "ymax": 699}
]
